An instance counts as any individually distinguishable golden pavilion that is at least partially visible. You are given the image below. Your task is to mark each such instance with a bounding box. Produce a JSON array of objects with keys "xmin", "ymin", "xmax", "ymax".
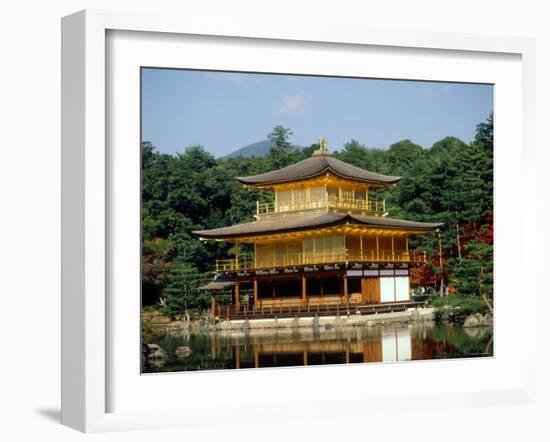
[{"xmin": 194, "ymin": 139, "xmax": 442, "ymax": 320}]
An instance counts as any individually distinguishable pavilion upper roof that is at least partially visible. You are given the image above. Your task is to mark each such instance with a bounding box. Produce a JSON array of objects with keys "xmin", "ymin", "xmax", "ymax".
[
  {"xmin": 193, "ymin": 212, "xmax": 443, "ymax": 240},
  {"xmin": 236, "ymin": 153, "xmax": 401, "ymax": 188}
]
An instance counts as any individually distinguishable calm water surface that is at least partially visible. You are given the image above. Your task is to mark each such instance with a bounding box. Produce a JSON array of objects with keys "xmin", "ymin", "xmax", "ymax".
[{"xmin": 142, "ymin": 323, "xmax": 493, "ymax": 373}]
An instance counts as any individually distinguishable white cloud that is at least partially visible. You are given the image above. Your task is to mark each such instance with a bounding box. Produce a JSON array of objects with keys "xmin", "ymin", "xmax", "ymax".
[{"xmin": 279, "ymin": 94, "xmax": 307, "ymax": 114}]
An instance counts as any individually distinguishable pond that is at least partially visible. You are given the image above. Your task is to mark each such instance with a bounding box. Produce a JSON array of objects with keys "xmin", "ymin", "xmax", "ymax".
[{"xmin": 142, "ymin": 322, "xmax": 493, "ymax": 373}]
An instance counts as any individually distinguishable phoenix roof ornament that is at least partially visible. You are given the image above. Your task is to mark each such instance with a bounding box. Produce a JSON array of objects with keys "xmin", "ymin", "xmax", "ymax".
[{"xmin": 312, "ymin": 137, "xmax": 331, "ymax": 156}]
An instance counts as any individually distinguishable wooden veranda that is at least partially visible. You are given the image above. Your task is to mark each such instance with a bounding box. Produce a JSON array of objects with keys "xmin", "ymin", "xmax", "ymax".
[{"xmin": 212, "ymin": 299, "xmax": 426, "ymax": 321}]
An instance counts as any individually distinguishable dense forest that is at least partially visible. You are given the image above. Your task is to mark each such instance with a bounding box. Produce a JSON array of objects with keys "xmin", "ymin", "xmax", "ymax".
[{"xmin": 142, "ymin": 116, "xmax": 494, "ymax": 317}]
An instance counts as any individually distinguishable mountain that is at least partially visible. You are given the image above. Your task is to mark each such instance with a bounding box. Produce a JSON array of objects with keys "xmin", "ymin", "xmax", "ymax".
[
  {"xmin": 220, "ymin": 140, "xmax": 273, "ymax": 159},
  {"xmin": 221, "ymin": 140, "xmax": 305, "ymax": 159}
]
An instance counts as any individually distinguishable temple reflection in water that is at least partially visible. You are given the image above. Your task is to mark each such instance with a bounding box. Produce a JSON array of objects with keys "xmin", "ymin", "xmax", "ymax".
[
  {"xmin": 210, "ymin": 326, "xmax": 451, "ymax": 370},
  {"xmin": 143, "ymin": 323, "xmax": 492, "ymax": 372},
  {"xmin": 225, "ymin": 329, "xmax": 411, "ymax": 369}
]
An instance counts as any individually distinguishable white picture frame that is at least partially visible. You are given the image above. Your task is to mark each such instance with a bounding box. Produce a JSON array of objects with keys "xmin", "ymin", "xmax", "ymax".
[{"xmin": 61, "ymin": 9, "xmax": 537, "ymax": 433}]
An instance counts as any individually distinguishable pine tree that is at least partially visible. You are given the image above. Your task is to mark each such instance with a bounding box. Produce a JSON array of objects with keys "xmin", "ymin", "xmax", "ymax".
[
  {"xmin": 449, "ymin": 240, "xmax": 493, "ymax": 302},
  {"xmin": 266, "ymin": 125, "xmax": 299, "ymax": 169},
  {"xmin": 160, "ymin": 262, "xmax": 203, "ymax": 318}
]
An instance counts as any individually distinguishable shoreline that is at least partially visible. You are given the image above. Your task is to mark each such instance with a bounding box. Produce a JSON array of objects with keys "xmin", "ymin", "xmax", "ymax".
[
  {"xmin": 215, "ymin": 307, "xmax": 436, "ymax": 331},
  {"xmin": 143, "ymin": 306, "xmax": 493, "ymax": 337},
  {"xmin": 143, "ymin": 306, "xmax": 443, "ymax": 336}
]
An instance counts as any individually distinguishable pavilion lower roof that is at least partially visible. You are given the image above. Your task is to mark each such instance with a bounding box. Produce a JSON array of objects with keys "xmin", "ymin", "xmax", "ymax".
[
  {"xmin": 193, "ymin": 212, "xmax": 443, "ymax": 240},
  {"xmin": 197, "ymin": 280, "xmax": 235, "ymax": 291},
  {"xmin": 235, "ymin": 154, "xmax": 401, "ymax": 187}
]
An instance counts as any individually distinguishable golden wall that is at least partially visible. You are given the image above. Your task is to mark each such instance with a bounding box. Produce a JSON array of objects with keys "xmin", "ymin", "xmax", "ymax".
[{"xmin": 254, "ymin": 233, "xmax": 407, "ymax": 267}]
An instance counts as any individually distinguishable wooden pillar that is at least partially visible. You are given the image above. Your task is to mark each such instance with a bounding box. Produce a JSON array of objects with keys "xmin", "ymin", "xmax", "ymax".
[
  {"xmin": 361, "ymin": 277, "xmax": 368, "ymax": 304},
  {"xmin": 235, "ymin": 345, "xmax": 240, "ymax": 369},
  {"xmin": 376, "ymin": 236, "xmax": 380, "ymax": 260},
  {"xmin": 391, "ymin": 236, "xmax": 395, "ymax": 261},
  {"xmin": 253, "ymin": 277, "xmax": 258, "ymax": 305},
  {"xmin": 303, "ymin": 348, "xmax": 308, "ymax": 366},
  {"xmin": 301, "ymin": 273, "xmax": 307, "ymax": 303},
  {"xmin": 343, "ymin": 273, "xmax": 349, "ymax": 303},
  {"xmin": 360, "ymin": 234, "xmax": 363, "ymax": 260},
  {"xmin": 254, "ymin": 349, "xmax": 259, "ymax": 368},
  {"xmin": 272, "ymin": 282, "xmax": 276, "ymax": 300},
  {"xmin": 235, "ymin": 281, "xmax": 240, "ymax": 309}
]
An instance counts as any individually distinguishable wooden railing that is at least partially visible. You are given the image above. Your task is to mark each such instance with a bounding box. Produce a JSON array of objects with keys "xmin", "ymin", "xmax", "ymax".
[
  {"xmin": 213, "ymin": 300, "xmax": 423, "ymax": 321},
  {"xmin": 215, "ymin": 249, "xmax": 426, "ymax": 272},
  {"xmin": 256, "ymin": 196, "xmax": 386, "ymax": 217},
  {"xmin": 327, "ymin": 196, "xmax": 385, "ymax": 214},
  {"xmin": 215, "ymin": 257, "xmax": 254, "ymax": 272}
]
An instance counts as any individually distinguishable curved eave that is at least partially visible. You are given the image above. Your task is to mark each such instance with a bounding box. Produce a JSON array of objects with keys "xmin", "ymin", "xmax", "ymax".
[
  {"xmin": 235, "ymin": 155, "xmax": 401, "ymax": 188},
  {"xmin": 351, "ymin": 214, "xmax": 443, "ymax": 232},
  {"xmin": 193, "ymin": 213, "xmax": 345, "ymax": 241},
  {"xmin": 236, "ymin": 167, "xmax": 401, "ymax": 188},
  {"xmin": 193, "ymin": 213, "xmax": 443, "ymax": 241}
]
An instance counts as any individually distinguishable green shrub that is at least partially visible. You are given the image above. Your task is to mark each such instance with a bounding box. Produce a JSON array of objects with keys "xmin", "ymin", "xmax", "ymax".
[{"xmin": 432, "ymin": 295, "xmax": 487, "ymax": 324}]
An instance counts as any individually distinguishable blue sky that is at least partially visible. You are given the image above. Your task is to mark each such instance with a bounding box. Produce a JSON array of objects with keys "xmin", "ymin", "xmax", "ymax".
[{"xmin": 141, "ymin": 68, "xmax": 493, "ymax": 157}]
